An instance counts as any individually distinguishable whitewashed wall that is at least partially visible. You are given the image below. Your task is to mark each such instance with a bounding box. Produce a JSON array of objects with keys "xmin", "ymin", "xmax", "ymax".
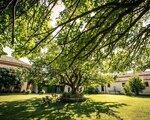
[
  {"xmin": 98, "ymin": 80, "xmax": 150, "ymax": 95},
  {"xmin": 21, "ymin": 82, "xmax": 28, "ymax": 92},
  {"xmin": 141, "ymin": 80, "xmax": 150, "ymax": 95}
]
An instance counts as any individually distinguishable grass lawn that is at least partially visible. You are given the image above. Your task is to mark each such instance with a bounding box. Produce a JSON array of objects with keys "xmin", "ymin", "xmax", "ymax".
[{"xmin": 0, "ymin": 94, "xmax": 150, "ymax": 120}]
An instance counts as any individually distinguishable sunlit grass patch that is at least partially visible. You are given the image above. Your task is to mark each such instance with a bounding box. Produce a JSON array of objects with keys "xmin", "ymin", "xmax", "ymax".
[{"xmin": 0, "ymin": 94, "xmax": 150, "ymax": 120}]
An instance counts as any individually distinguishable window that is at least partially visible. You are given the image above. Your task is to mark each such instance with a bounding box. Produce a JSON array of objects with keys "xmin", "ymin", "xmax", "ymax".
[
  {"xmin": 122, "ymin": 83, "xmax": 125, "ymax": 87},
  {"xmin": 107, "ymin": 83, "xmax": 110, "ymax": 87},
  {"xmin": 144, "ymin": 82, "xmax": 149, "ymax": 87}
]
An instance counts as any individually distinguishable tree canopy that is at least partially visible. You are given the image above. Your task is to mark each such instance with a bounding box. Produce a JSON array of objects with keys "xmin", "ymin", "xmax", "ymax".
[{"xmin": 0, "ymin": 0, "xmax": 150, "ymax": 71}]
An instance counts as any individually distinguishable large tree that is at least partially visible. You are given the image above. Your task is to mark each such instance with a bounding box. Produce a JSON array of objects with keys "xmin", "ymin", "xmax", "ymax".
[
  {"xmin": 26, "ymin": 43, "xmax": 115, "ymax": 96},
  {"xmin": 0, "ymin": 0, "xmax": 149, "ymax": 68}
]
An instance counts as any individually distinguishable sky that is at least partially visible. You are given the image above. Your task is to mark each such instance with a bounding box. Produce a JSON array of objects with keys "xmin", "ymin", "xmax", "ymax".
[
  {"xmin": 3, "ymin": 46, "xmax": 13, "ymax": 57},
  {"xmin": 3, "ymin": 46, "xmax": 31, "ymax": 64},
  {"xmin": 51, "ymin": 0, "xmax": 65, "ymax": 27}
]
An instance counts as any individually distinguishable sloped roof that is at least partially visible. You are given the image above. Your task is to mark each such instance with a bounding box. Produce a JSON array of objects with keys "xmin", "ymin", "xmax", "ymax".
[
  {"xmin": 0, "ymin": 55, "xmax": 31, "ymax": 69},
  {"xmin": 117, "ymin": 71, "xmax": 150, "ymax": 82}
]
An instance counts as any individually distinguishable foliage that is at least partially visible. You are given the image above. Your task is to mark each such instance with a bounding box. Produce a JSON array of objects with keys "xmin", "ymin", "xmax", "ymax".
[
  {"xmin": 0, "ymin": 0, "xmax": 52, "ymax": 57},
  {"xmin": 84, "ymin": 86, "xmax": 99, "ymax": 94},
  {"xmin": 26, "ymin": 89, "xmax": 32, "ymax": 94},
  {"xmin": 1, "ymin": 0, "xmax": 149, "ymax": 97},
  {"xmin": 123, "ymin": 82, "xmax": 132, "ymax": 96},
  {"xmin": 23, "ymin": 44, "xmax": 116, "ymax": 96},
  {"xmin": 0, "ymin": 68, "xmax": 21, "ymax": 93},
  {"xmin": 124, "ymin": 76, "xmax": 145, "ymax": 95},
  {"xmin": 0, "ymin": 0, "xmax": 149, "ymax": 72},
  {"xmin": 56, "ymin": 0, "xmax": 150, "ymax": 69},
  {"xmin": 39, "ymin": 89, "xmax": 46, "ymax": 94}
]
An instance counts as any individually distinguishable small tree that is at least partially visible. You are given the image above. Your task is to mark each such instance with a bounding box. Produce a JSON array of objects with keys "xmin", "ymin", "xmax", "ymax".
[{"xmin": 124, "ymin": 76, "xmax": 145, "ymax": 96}]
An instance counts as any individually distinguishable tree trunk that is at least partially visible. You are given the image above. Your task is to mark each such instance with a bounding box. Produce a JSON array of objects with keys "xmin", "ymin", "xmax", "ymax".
[{"xmin": 70, "ymin": 84, "xmax": 77, "ymax": 95}]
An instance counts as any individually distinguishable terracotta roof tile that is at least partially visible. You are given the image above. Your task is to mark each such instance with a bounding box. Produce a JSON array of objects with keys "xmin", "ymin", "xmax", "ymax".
[
  {"xmin": 117, "ymin": 71, "xmax": 150, "ymax": 82},
  {"xmin": 0, "ymin": 55, "xmax": 31, "ymax": 69}
]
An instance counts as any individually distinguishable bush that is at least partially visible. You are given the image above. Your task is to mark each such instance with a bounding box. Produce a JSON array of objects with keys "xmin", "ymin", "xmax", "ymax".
[
  {"xmin": 39, "ymin": 90, "xmax": 45, "ymax": 94},
  {"xmin": 124, "ymin": 83, "xmax": 132, "ymax": 96},
  {"xmin": 124, "ymin": 76, "xmax": 145, "ymax": 96},
  {"xmin": 0, "ymin": 68, "xmax": 21, "ymax": 93},
  {"xmin": 26, "ymin": 89, "xmax": 31, "ymax": 94},
  {"xmin": 84, "ymin": 86, "xmax": 99, "ymax": 94}
]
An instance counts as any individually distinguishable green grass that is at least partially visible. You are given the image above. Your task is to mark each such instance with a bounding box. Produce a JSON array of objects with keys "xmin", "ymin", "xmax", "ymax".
[{"xmin": 0, "ymin": 94, "xmax": 150, "ymax": 120}]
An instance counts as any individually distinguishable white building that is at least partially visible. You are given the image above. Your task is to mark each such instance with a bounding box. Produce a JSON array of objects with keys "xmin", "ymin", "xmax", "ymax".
[{"xmin": 98, "ymin": 71, "xmax": 150, "ymax": 95}]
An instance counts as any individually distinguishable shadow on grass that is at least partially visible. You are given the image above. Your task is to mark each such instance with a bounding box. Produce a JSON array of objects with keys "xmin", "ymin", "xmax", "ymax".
[
  {"xmin": 0, "ymin": 98, "xmax": 127, "ymax": 120},
  {"xmin": 134, "ymin": 95, "xmax": 150, "ymax": 98}
]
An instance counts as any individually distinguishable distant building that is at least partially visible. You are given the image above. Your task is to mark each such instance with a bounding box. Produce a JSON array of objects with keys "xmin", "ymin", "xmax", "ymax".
[
  {"xmin": 98, "ymin": 71, "xmax": 150, "ymax": 95},
  {"xmin": 0, "ymin": 55, "xmax": 32, "ymax": 93},
  {"xmin": 0, "ymin": 55, "xmax": 31, "ymax": 69}
]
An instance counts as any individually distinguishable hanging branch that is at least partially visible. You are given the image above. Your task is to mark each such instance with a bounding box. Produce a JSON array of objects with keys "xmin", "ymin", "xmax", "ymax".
[{"xmin": 11, "ymin": 0, "xmax": 18, "ymax": 45}]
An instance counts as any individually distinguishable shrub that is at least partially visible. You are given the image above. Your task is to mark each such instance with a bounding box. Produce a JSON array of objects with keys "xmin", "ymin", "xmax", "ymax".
[
  {"xmin": 39, "ymin": 89, "xmax": 45, "ymax": 94},
  {"xmin": 124, "ymin": 82, "xmax": 132, "ymax": 96},
  {"xmin": 0, "ymin": 68, "xmax": 21, "ymax": 93},
  {"xmin": 84, "ymin": 86, "xmax": 99, "ymax": 94},
  {"xmin": 26, "ymin": 89, "xmax": 31, "ymax": 94},
  {"xmin": 124, "ymin": 76, "xmax": 145, "ymax": 96}
]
